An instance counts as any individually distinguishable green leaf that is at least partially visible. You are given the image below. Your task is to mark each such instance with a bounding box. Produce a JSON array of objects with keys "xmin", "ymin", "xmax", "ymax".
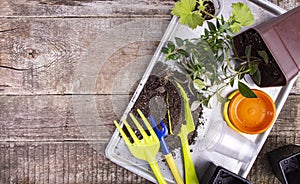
[
  {"xmin": 193, "ymin": 79, "xmax": 205, "ymax": 90},
  {"xmin": 225, "ymin": 29, "xmax": 234, "ymax": 37},
  {"xmin": 257, "ymin": 50, "xmax": 269, "ymax": 64},
  {"xmin": 172, "ymin": 0, "xmax": 196, "ymax": 17},
  {"xmin": 161, "ymin": 47, "xmax": 169, "ymax": 54},
  {"xmin": 204, "ymin": 28, "xmax": 209, "ymax": 36},
  {"xmin": 229, "ymin": 2, "xmax": 254, "ymax": 33},
  {"xmin": 191, "ymin": 100, "xmax": 201, "ymax": 111},
  {"xmin": 182, "ymin": 12, "xmax": 205, "ymax": 29},
  {"xmin": 167, "ymin": 41, "xmax": 175, "ymax": 51},
  {"xmin": 177, "ymin": 49, "xmax": 190, "ymax": 57},
  {"xmin": 229, "ymin": 78, "xmax": 235, "ymax": 87},
  {"xmin": 192, "ymin": 72, "xmax": 197, "ymax": 80},
  {"xmin": 168, "ymin": 54, "xmax": 179, "ymax": 60},
  {"xmin": 249, "ymin": 63, "xmax": 258, "ymax": 75},
  {"xmin": 252, "ymin": 69, "xmax": 262, "ymax": 85},
  {"xmin": 196, "ymin": 0, "xmax": 206, "ymax": 11},
  {"xmin": 221, "ymin": 15, "xmax": 225, "ymax": 24},
  {"xmin": 217, "ymin": 92, "xmax": 228, "ymax": 104},
  {"xmin": 175, "ymin": 37, "xmax": 184, "ymax": 47},
  {"xmin": 238, "ymin": 73, "xmax": 245, "ymax": 80},
  {"xmin": 207, "ymin": 21, "xmax": 216, "ymax": 32},
  {"xmin": 171, "ymin": 0, "xmax": 205, "ymax": 29},
  {"xmin": 216, "ymin": 19, "xmax": 221, "ymax": 29},
  {"xmin": 238, "ymin": 81, "xmax": 257, "ymax": 98},
  {"xmin": 229, "ymin": 22, "xmax": 241, "ymax": 34},
  {"xmin": 245, "ymin": 45, "xmax": 252, "ymax": 60},
  {"xmin": 202, "ymin": 98, "xmax": 209, "ymax": 107},
  {"xmin": 217, "ymin": 52, "xmax": 225, "ymax": 62}
]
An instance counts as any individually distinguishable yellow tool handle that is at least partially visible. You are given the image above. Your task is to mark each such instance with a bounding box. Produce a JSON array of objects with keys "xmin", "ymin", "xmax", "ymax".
[
  {"xmin": 165, "ymin": 153, "xmax": 184, "ymax": 184},
  {"xmin": 149, "ymin": 161, "xmax": 167, "ymax": 184},
  {"xmin": 180, "ymin": 137, "xmax": 199, "ymax": 184}
]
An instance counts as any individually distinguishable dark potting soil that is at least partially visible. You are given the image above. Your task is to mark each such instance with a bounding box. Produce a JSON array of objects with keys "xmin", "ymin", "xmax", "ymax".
[
  {"xmin": 194, "ymin": 1, "xmax": 216, "ymax": 20},
  {"xmin": 131, "ymin": 75, "xmax": 181, "ymax": 133},
  {"xmin": 126, "ymin": 75, "xmax": 203, "ymax": 151},
  {"xmin": 202, "ymin": 1, "xmax": 216, "ymax": 20},
  {"xmin": 233, "ymin": 29, "xmax": 286, "ymax": 87}
]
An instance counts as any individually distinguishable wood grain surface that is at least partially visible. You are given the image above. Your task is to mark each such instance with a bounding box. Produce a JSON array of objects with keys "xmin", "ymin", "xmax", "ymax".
[{"xmin": 0, "ymin": 0, "xmax": 299, "ymax": 183}]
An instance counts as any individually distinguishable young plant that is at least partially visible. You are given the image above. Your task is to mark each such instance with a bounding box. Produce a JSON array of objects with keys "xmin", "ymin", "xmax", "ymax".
[
  {"xmin": 172, "ymin": 0, "xmax": 213, "ymax": 29},
  {"xmin": 163, "ymin": 1, "xmax": 268, "ymax": 108}
]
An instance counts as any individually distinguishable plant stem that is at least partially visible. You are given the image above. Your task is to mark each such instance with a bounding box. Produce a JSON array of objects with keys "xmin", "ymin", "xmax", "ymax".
[{"xmin": 200, "ymin": 9, "xmax": 217, "ymax": 20}]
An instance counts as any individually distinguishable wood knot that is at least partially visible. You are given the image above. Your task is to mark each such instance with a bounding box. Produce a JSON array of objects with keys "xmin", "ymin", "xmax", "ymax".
[
  {"xmin": 26, "ymin": 48, "xmax": 39, "ymax": 59},
  {"xmin": 11, "ymin": 37, "xmax": 69, "ymax": 70}
]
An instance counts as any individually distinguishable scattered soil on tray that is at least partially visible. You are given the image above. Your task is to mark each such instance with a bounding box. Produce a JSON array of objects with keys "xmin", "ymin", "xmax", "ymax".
[
  {"xmin": 124, "ymin": 74, "xmax": 203, "ymax": 151},
  {"xmin": 233, "ymin": 29, "xmax": 286, "ymax": 87}
]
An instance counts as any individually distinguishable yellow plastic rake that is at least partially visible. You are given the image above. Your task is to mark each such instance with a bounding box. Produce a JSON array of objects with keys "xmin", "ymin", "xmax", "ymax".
[{"xmin": 114, "ymin": 109, "xmax": 167, "ymax": 184}]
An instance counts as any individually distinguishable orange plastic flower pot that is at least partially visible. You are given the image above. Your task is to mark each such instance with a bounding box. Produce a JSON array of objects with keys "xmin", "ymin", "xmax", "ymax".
[{"xmin": 225, "ymin": 89, "xmax": 276, "ymax": 134}]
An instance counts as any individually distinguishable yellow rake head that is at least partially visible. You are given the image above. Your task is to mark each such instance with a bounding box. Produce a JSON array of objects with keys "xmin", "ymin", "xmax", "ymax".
[{"xmin": 114, "ymin": 109, "xmax": 160, "ymax": 163}]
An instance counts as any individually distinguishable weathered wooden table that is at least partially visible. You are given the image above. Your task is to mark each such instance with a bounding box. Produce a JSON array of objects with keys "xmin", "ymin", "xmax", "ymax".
[{"xmin": 0, "ymin": 0, "xmax": 299, "ymax": 183}]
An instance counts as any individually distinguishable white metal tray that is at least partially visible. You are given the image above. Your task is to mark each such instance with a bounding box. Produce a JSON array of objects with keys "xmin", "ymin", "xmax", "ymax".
[{"xmin": 105, "ymin": 0, "xmax": 297, "ymax": 183}]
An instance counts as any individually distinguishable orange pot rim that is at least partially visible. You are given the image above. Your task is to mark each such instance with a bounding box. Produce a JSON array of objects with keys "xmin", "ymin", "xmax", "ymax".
[
  {"xmin": 224, "ymin": 89, "xmax": 276, "ymax": 134},
  {"xmin": 223, "ymin": 90, "xmax": 240, "ymax": 132}
]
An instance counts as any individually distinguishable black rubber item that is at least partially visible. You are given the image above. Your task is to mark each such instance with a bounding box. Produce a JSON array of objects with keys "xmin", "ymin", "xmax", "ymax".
[
  {"xmin": 267, "ymin": 145, "xmax": 300, "ymax": 184},
  {"xmin": 201, "ymin": 163, "xmax": 252, "ymax": 184}
]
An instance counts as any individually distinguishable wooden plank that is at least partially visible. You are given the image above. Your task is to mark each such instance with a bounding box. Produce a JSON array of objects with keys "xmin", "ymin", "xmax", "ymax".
[
  {"xmin": 0, "ymin": 94, "xmax": 299, "ymax": 183},
  {"xmin": 0, "ymin": 0, "xmax": 174, "ymax": 17},
  {"xmin": 0, "ymin": 143, "xmax": 152, "ymax": 184},
  {"xmin": 0, "ymin": 18, "xmax": 169, "ymax": 95},
  {"xmin": 2, "ymin": 94, "xmax": 297, "ymax": 142},
  {"xmin": 1, "ymin": 3, "xmax": 300, "ymax": 95},
  {"xmin": 1, "ymin": 19, "xmax": 300, "ymax": 95},
  {"xmin": 0, "ymin": 0, "xmax": 299, "ymax": 184},
  {"xmin": 248, "ymin": 135, "xmax": 300, "ymax": 183},
  {"xmin": 0, "ymin": 95, "xmax": 131, "ymax": 141},
  {"xmin": 247, "ymin": 94, "xmax": 300, "ymax": 183},
  {"xmin": 1, "ymin": 0, "xmax": 298, "ymax": 18},
  {"xmin": 261, "ymin": 0, "xmax": 299, "ymax": 10}
]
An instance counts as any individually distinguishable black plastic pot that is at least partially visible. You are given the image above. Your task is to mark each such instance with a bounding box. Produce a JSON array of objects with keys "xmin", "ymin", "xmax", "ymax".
[
  {"xmin": 201, "ymin": 163, "xmax": 252, "ymax": 184},
  {"xmin": 233, "ymin": 6, "xmax": 300, "ymax": 87},
  {"xmin": 267, "ymin": 145, "xmax": 300, "ymax": 184}
]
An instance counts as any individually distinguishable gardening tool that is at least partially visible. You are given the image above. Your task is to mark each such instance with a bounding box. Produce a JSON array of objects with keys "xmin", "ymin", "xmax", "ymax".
[
  {"xmin": 113, "ymin": 109, "xmax": 167, "ymax": 184},
  {"xmin": 149, "ymin": 115, "xmax": 184, "ymax": 184},
  {"xmin": 176, "ymin": 81, "xmax": 199, "ymax": 184}
]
